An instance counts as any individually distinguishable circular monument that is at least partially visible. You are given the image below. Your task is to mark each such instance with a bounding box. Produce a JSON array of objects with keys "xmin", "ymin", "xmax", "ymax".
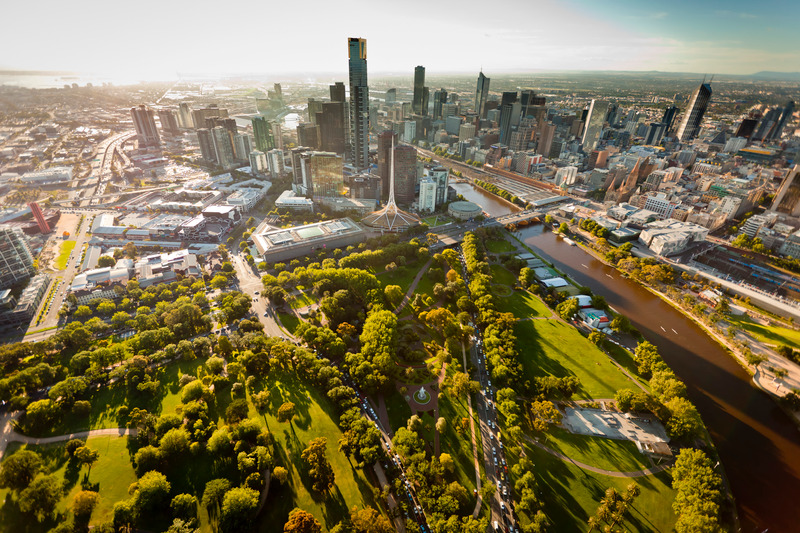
[
  {"xmin": 413, "ymin": 386, "xmax": 431, "ymax": 404},
  {"xmin": 448, "ymin": 200, "xmax": 483, "ymax": 221}
]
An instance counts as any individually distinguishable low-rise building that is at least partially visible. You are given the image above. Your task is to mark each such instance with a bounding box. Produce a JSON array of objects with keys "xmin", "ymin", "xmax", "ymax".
[
  {"xmin": 639, "ymin": 219, "xmax": 708, "ymax": 256},
  {"xmin": 20, "ymin": 166, "xmax": 72, "ymax": 184},
  {"xmin": 275, "ymin": 190, "xmax": 314, "ymax": 212},
  {"xmin": 251, "ymin": 218, "xmax": 366, "ymax": 262}
]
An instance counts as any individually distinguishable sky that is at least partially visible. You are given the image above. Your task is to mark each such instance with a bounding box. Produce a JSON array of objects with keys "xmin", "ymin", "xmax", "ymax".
[{"xmin": 2, "ymin": 0, "xmax": 799, "ymax": 81}]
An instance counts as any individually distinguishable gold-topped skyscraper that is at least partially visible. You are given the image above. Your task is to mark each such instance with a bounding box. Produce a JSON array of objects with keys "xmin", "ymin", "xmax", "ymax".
[{"xmin": 348, "ymin": 37, "xmax": 369, "ymax": 170}]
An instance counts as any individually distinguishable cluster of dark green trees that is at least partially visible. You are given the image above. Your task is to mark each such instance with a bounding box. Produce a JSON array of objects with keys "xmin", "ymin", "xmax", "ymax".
[
  {"xmin": 579, "ymin": 218, "xmax": 611, "ymax": 239},
  {"xmin": 474, "ymin": 179, "xmax": 525, "ymax": 207}
]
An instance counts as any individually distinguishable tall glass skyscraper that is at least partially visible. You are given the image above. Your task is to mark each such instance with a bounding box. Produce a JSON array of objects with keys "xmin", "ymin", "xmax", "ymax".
[
  {"xmin": 348, "ymin": 37, "xmax": 369, "ymax": 170},
  {"xmin": 676, "ymin": 82, "xmax": 712, "ymax": 142},
  {"xmin": 251, "ymin": 115, "xmax": 274, "ymax": 153},
  {"xmin": 581, "ymin": 99, "xmax": 610, "ymax": 153},
  {"xmin": 475, "ymin": 71, "xmax": 490, "ymax": 118},
  {"xmin": 413, "ymin": 66, "xmax": 426, "ymax": 115}
]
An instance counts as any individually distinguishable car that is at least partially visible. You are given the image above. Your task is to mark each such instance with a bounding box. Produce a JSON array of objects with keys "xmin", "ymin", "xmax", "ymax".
[
  {"xmin": 264, "ymin": 312, "xmax": 269, "ymax": 317},
  {"xmin": 254, "ymin": 291, "xmax": 259, "ymax": 295},
  {"xmin": 500, "ymin": 502, "xmax": 506, "ymax": 512}
]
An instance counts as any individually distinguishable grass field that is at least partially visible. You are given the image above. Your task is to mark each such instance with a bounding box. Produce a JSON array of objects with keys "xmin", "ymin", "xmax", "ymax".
[
  {"xmin": 55, "ymin": 240, "xmax": 76, "ymax": 270},
  {"xmin": 379, "ymin": 265, "xmax": 419, "ymax": 294},
  {"xmin": 495, "ymin": 289, "xmax": 551, "ymax": 319},
  {"xmin": 0, "ymin": 436, "xmax": 138, "ymax": 532},
  {"xmin": 543, "ymin": 428, "xmax": 650, "ymax": 472},
  {"xmin": 278, "ymin": 311, "xmax": 301, "ymax": 334},
  {"xmin": 438, "ymin": 391, "xmax": 480, "ymax": 495},
  {"xmin": 514, "ymin": 320, "xmax": 636, "ymax": 399},
  {"xmin": 485, "ymin": 239, "xmax": 516, "ymax": 254},
  {"xmin": 255, "ymin": 372, "xmax": 377, "ymax": 531},
  {"xmin": 521, "ymin": 439, "xmax": 677, "ymax": 533},
  {"xmin": 422, "ymin": 215, "xmax": 453, "ymax": 227},
  {"xmin": 289, "ymin": 291, "xmax": 317, "ymax": 310},
  {"xmin": 726, "ymin": 313, "xmax": 800, "ymax": 350},
  {"xmin": 384, "ymin": 388, "xmax": 413, "ymax": 433},
  {"xmin": 489, "ymin": 264, "xmax": 516, "ymax": 286}
]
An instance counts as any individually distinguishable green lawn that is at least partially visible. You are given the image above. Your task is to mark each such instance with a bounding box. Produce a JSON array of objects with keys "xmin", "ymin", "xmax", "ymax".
[
  {"xmin": 514, "ymin": 320, "xmax": 636, "ymax": 400},
  {"xmin": 422, "ymin": 215, "xmax": 453, "ymax": 227},
  {"xmin": 489, "ymin": 264, "xmax": 516, "ymax": 286},
  {"xmin": 378, "ymin": 265, "xmax": 419, "ymax": 294},
  {"xmin": 520, "ymin": 439, "xmax": 677, "ymax": 533},
  {"xmin": 383, "ymin": 388, "xmax": 413, "ymax": 434},
  {"xmin": 278, "ymin": 311, "xmax": 301, "ymax": 334},
  {"xmin": 602, "ymin": 342, "xmax": 651, "ymax": 392},
  {"xmin": 255, "ymin": 372, "xmax": 378, "ymax": 531},
  {"xmin": 0, "ymin": 435, "xmax": 138, "ymax": 532},
  {"xmin": 726, "ymin": 313, "xmax": 800, "ymax": 350},
  {"xmin": 495, "ymin": 289, "xmax": 551, "ymax": 319},
  {"xmin": 55, "ymin": 240, "xmax": 76, "ymax": 270},
  {"xmin": 438, "ymin": 392, "xmax": 480, "ymax": 495},
  {"xmin": 485, "ymin": 239, "xmax": 516, "ymax": 254},
  {"xmin": 289, "ymin": 291, "xmax": 317, "ymax": 310},
  {"xmin": 542, "ymin": 428, "xmax": 650, "ymax": 472}
]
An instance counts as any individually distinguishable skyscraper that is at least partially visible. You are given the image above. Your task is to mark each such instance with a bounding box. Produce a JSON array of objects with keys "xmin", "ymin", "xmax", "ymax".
[
  {"xmin": 754, "ymin": 107, "xmax": 781, "ymax": 141},
  {"xmin": 772, "ymin": 165, "xmax": 800, "ymax": 217},
  {"xmin": 330, "ymin": 82, "xmax": 346, "ymax": 103},
  {"xmin": 393, "ymin": 144, "xmax": 417, "ymax": 205},
  {"xmin": 252, "ymin": 116, "xmax": 274, "ymax": 153},
  {"xmin": 197, "ymin": 129, "xmax": 217, "ymax": 163},
  {"xmin": 676, "ymin": 82, "xmax": 712, "ymax": 142},
  {"xmin": 662, "ymin": 105, "xmax": 678, "ymax": 132},
  {"xmin": 297, "ymin": 123, "xmax": 321, "ymax": 150},
  {"xmin": 348, "ymin": 37, "xmax": 369, "ymax": 169},
  {"xmin": 211, "ymin": 127, "xmax": 236, "ymax": 169},
  {"xmin": 499, "ymin": 92, "xmax": 518, "ymax": 145},
  {"xmin": 413, "ymin": 66, "xmax": 426, "ymax": 115},
  {"xmin": 307, "ymin": 99, "xmax": 324, "ymax": 124},
  {"xmin": 0, "ymin": 226, "xmax": 35, "ymax": 290},
  {"xmin": 581, "ymin": 99, "xmax": 610, "ymax": 153},
  {"xmin": 317, "ymin": 102, "xmax": 347, "ymax": 155},
  {"xmin": 770, "ymin": 100, "xmax": 795, "ymax": 142},
  {"xmin": 378, "ymin": 130, "xmax": 397, "ymax": 201},
  {"xmin": 158, "ymin": 109, "xmax": 180, "ymax": 137},
  {"xmin": 131, "ymin": 105, "xmax": 161, "ymax": 147},
  {"xmin": 191, "ymin": 105, "xmax": 228, "ymax": 130},
  {"xmin": 433, "ymin": 89, "xmax": 448, "ymax": 120},
  {"xmin": 385, "ymin": 88, "xmax": 397, "ymax": 104},
  {"xmin": 178, "ymin": 102, "xmax": 193, "ymax": 129},
  {"xmin": 234, "ymin": 133, "xmax": 252, "ymax": 161},
  {"xmin": 475, "ymin": 71, "xmax": 490, "ymax": 118},
  {"xmin": 272, "ymin": 123, "xmax": 283, "ymax": 151}
]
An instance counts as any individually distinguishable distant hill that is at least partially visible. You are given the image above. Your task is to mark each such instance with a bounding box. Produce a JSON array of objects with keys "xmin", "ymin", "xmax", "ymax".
[{"xmin": 750, "ymin": 71, "xmax": 800, "ymax": 81}]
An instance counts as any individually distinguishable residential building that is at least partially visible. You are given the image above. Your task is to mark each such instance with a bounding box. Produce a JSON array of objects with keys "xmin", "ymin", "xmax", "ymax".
[
  {"xmin": 158, "ymin": 109, "xmax": 180, "ymax": 137},
  {"xmin": 772, "ymin": 165, "xmax": 800, "ymax": 217},
  {"xmin": 348, "ymin": 37, "xmax": 369, "ymax": 169},
  {"xmin": 394, "ymin": 144, "xmax": 417, "ymax": 205},
  {"xmin": 234, "ymin": 133, "xmax": 252, "ymax": 161},
  {"xmin": 197, "ymin": 129, "xmax": 216, "ymax": 163},
  {"xmin": 211, "ymin": 127, "xmax": 236, "ymax": 169},
  {"xmin": 459, "ymin": 123, "xmax": 476, "ymax": 142},
  {"xmin": 249, "ymin": 150, "xmax": 267, "ymax": 174},
  {"xmin": 418, "ymin": 178, "xmax": 436, "ymax": 213},
  {"xmin": 131, "ymin": 105, "xmax": 161, "ymax": 147},
  {"xmin": 267, "ymin": 149, "xmax": 285, "ymax": 178},
  {"xmin": 252, "ymin": 115, "xmax": 275, "ymax": 153}
]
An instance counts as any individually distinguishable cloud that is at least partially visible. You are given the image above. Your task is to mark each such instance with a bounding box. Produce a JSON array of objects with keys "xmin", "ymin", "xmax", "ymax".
[{"xmin": 714, "ymin": 10, "xmax": 758, "ymax": 19}]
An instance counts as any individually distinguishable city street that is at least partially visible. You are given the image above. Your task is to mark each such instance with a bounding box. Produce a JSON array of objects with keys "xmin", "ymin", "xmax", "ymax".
[{"xmin": 229, "ymin": 252, "xmax": 291, "ymax": 341}]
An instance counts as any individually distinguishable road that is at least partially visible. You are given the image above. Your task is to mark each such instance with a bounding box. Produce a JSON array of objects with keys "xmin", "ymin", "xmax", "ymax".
[{"xmin": 229, "ymin": 252, "xmax": 292, "ymax": 341}]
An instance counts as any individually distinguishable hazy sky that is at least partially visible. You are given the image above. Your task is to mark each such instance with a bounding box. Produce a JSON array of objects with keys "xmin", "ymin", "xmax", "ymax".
[{"xmin": 2, "ymin": 0, "xmax": 798, "ymax": 80}]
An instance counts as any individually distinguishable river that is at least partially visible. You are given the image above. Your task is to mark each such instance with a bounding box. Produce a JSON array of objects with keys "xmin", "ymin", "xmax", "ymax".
[
  {"xmin": 449, "ymin": 182, "xmax": 521, "ymax": 217},
  {"xmin": 460, "ymin": 182, "xmax": 800, "ymax": 531}
]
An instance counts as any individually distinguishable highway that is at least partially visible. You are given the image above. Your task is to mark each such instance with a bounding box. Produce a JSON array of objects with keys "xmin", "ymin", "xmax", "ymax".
[{"xmin": 229, "ymin": 251, "xmax": 292, "ymax": 341}]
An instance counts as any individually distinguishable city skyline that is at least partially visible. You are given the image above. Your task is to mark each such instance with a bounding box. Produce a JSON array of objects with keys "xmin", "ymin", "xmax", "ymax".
[{"xmin": 2, "ymin": 0, "xmax": 798, "ymax": 82}]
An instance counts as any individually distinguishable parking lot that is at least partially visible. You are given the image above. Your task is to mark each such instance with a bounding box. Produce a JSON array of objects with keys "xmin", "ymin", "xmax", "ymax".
[{"xmin": 561, "ymin": 407, "xmax": 669, "ymax": 443}]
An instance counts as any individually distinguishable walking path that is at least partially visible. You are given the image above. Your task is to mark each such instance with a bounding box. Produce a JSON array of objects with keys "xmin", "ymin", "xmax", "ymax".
[
  {"xmin": 523, "ymin": 436, "xmax": 670, "ymax": 478},
  {"xmin": 394, "ymin": 259, "xmax": 433, "ymax": 314},
  {"xmin": 0, "ymin": 412, "xmax": 137, "ymax": 462}
]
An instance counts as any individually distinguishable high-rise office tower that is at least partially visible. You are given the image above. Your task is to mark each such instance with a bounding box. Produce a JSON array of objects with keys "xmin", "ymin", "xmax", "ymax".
[
  {"xmin": 330, "ymin": 82, "xmax": 346, "ymax": 103},
  {"xmin": 211, "ymin": 127, "xmax": 236, "ymax": 169},
  {"xmin": 131, "ymin": 105, "xmax": 161, "ymax": 147},
  {"xmin": 0, "ymin": 226, "xmax": 35, "ymax": 290},
  {"xmin": 158, "ymin": 109, "xmax": 180, "ymax": 137},
  {"xmin": 197, "ymin": 129, "xmax": 217, "ymax": 163},
  {"xmin": 206, "ymin": 117, "xmax": 237, "ymax": 138},
  {"xmin": 306, "ymin": 152, "xmax": 344, "ymax": 199},
  {"xmin": 645, "ymin": 123, "xmax": 667, "ymax": 145},
  {"xmin": 662, "ymin": 105, "xmax": 678, "ymax": 132},
  {"xmin": 28, "ymin": 202, "xmax": 50, "ymax": 233},
  {"xmin": 754, "ymin": 107, "xmax": 781, "ymax": 141},
  {"xmin": 433, "ymin": 89, "xmax": 448, "ymax": 120},
  {"xmin": 735, "ymin": 118, "xmax": 758, "ymax": 139},
  {"xmin": 316, "ymin": 102, "xmax": 347, "ymax": 154},
  {"xmin": 475, "ymin": 71, "xmax": 490, "ymax": 118},
  {"xmin": 393, "ymin": 144, "xmax": 417, "ymax": 205},
  {"xmin": 307, "ymin": 98, "xmax": 323, "ymax": 124},
  {"xmin": 676, "ymin": 82, "xmax": 712, "ymax": 142},
  {"xmin": 520, "ymin": 90, "xmax": 546, "ymax": 118},
  {"xmin": 348, "ymin": 37, "xmax": 369, "ymax": 169},
  {"xmin": 234, "ymin": 133, "xmax": 253, "ymax": 161},
  {"xmin": 268, "ymin": 149, "xmax": 285, "ymax": 178},
  {"xmin": 178, "ymin": 102, "xmax": 194, "ymax": 128},
  {"xmin": 499, "ymin": 92, "xmax": 518, "ymax": 145},
  {"xmin": 252, "ymin": 116, "xmax": 275, "ymax": 153},
  {"xmin": 378, "ymin": 130, "xmax": 397, "ymax": 201},
  {"xmin": 191, "ymin": 105, "xmax": 228, "ymax": 130},
  {"xmin": 272, "ymin": 123, "xmax": 283, "ymax": 151},
  {"xmin": 770, "ymin": 100, "xmax": 795, "ymax": 141},
  {"xmin": 772, "ymin": 165, "xmax": 800, "ymax": 216},
  {"xmin": 581, "ymin": 99, "xmax": 610, "ymax": 153},
  {"xmin": 537, "ymin": 123, "xmax": 556, "ymax": 158},
  {"xmin": 385, "ymin": 88, "xmax": 397, "ymax": 104},
  {"xmin": 297, "ymin": 123, "xmax": 321, "ymax": 150},
  {"xmin": 413, "ymin": 66, "xmax": 426, "ymax": 115}
]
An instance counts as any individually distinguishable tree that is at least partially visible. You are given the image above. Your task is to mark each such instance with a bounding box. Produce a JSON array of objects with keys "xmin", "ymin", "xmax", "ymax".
[
  {"xmin": 225, "ymin": 399, "xmax": 249, "ymax": 424},
  {"xmin": 19, "ymin": 474, "xmax": 62, "ymax": 521},
  {"xmin": 160, "ymin": 428, "xmax": 190, "ymax": 457},
  {"xmin": 301, "ymin": 438, "xmax": 335, "ymax": 492},
  {"xmin": 134, "ymin": 445, "xmax": 163, "ymax": 476},
  {"xmin": 273, "ymin": 466, "xmax": 289, "ymax": 485},
  {"xmin": 73, "ymin": 490, "xmax": 100, "ymax": 520},
  {"xmin": 384, "ymin": 285, "xmax": 404, "ymax": 306},
  {"xmin": 211, "ymin": 275, "xmax": 228, "ymax": 290},
  {"xmin": 558, "ymin": 222, "xmax": 569, "ymax": 234},
  {"xmin": 530, "ymin": 400, "xmax": 562, "ymax": 432},
  {"xmin": 135, "ymin": 470, "xmax": 171, "ymax": 511},
  {"xmin": 284, "ymin": 508, "xmax": 322, "ymax": 533},
  {"xmin": 75, "ymin": 305, "xmax": 92, "ymax": 318},
  {"xmin": 219, "ymin": 487, "xmax": 259, "ymax": 533},
  {"xmin": 166, "ymin": 518, "xmax": 200, "ymax": 533},
  {"xmin": 436, "ymin": 417, "xmax": 447, "ymax": 433},
  {"xmin": 672, "ymin": 449, "xmax": 722, "ymax": 533},
  {"xmin": 171, "ymin": 493, "xmax": 198, "ymax": 522},
  {"xmin": 74, "ymin": 446, "xmax": 100, "ymax": 477},
  {"xmin": 350, "ymin": 505, "xmax": 394, "ymax": 533},
  {"xmin": 665, "ymin": 397, "xmax": 703, "ymax": 440},
  {"xmin": 555, "ymin": 298, "xmax": 580, "ymax": 321},
  {"xmin": 277, "ymin": 402, "xmax": 297, "ymax": 426},
  {"xmin": 0, "ymin": 449, "xmax": 43, "ymax": 491},
  {"xmin": 609, "ymin": 314, "xmax": 631, "ymax": 333},
  {"xmin": 202, "ymin": 478, "xmax": 232, "ymax": 512},
  {"xmin": 588, "ymin": 330, "xmax": 605, "ymax": 346}
]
